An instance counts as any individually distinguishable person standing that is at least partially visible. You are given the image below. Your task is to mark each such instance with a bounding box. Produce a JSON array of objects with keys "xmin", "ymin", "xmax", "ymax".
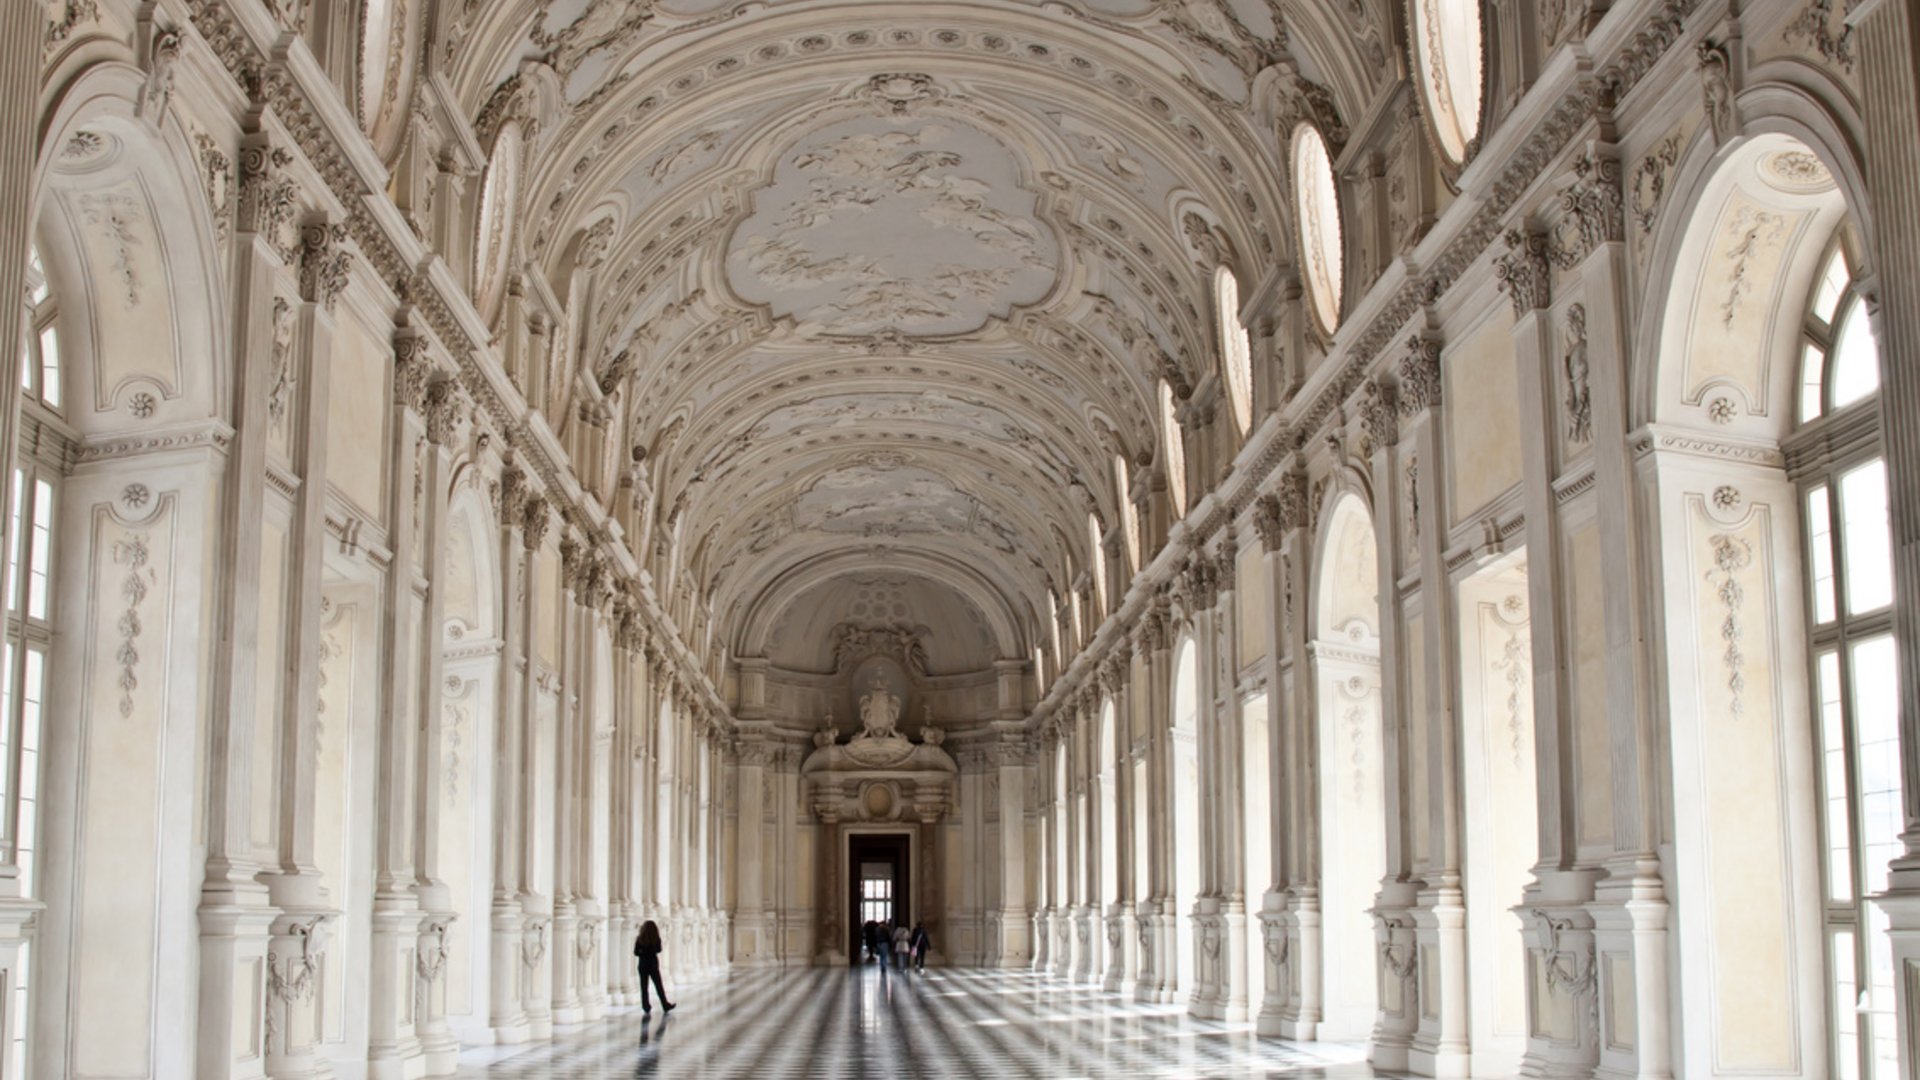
[
  {"xmin": 633, "ymin": 920, "xmax": 676, "ymax": 1015},
  {"xmin": 891, "ymin": 921, "xmax": 910, "ymax": 970},
  {"xmin": 909, "ymin": 922, "xmax": 929, "ymax": 971},
  {"xmin": 876, "ymin": 919, "xmax": 894, "ymax": 971}
]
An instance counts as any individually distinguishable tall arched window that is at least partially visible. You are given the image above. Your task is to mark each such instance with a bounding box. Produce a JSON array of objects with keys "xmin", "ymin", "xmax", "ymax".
[
  {"xmin": 1410, "ymin": 0, "xmax": 1485, "ymax": 164},
  {"xmin": 474, "ymin": 121, "xmax": 522, "ymax": 324},
  {"xmin": 8, "ymin": 248, "xmax": 61, "ymax": 1076},
  {"xmin": 1034, "ymin": 644, "xmax": 1048, "ymax": 697},
  {"xmin": 1160, "ymin": 380, "xmax": 1188, "ymax": 517},
  {"xmin": 1790, "ymin": 237, "xmax": 1898, "ymax": 1078},
  {"xmin": 1292, "ymin": 124, "xmax": 1344, "ymax": 334},
  {"xmin": 1216, "ymin": 267, "xmax": 1253, "ymax": 434},
  {"xmin": 20, "ymin": 250, "xmax": 59, "ymax": 410},
  {"xmin": 1046, "ymin": 588, "xmax": 1063, "ymax": 663},
  {"xmin": 1088, "ymin": 513, "xmax": 1109, "ymax": 619},
  {"xmin": 1114, "ymin": 454, "xmax": 1141, "ymax": 573}
]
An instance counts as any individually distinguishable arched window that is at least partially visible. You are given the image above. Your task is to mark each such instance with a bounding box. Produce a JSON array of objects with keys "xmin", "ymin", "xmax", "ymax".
[
  {"xmin": 1410, "ymin": 0, "xmax": 1485, "ymax": 164},
  {"xmin": 1799, "ymin": 245, "xmax": 1880, "ymax": 424},
  {"xmin": 474, "ymin": 122, "xmax": 523, "ymax": 324},
  {"xmin": 1114, "ymin": 454, "xmax": 1141, "ymax": 573},
  {"xmin": 1216, "ymin": 266, "xmax": 1253, "ymax": 434},
  {"xmin": 1790, "ymin": 236, "xmax": 1898, "ymax": 1078},
  {"xmin": 1034, "ymin": 644, "xmax": 1048, "ymax": 697},
  {"xmin": 1292, "ymin": 125, "xmax": 1344, "ymax": 334},
  {"xmin": 1088, "ymin": 513, "xmax": 1108, "ymax": 618},
  {"xmin": 20, "ymin": 249, "xmax": 59, "ymax": 410},
  {"xmin": 1160, "ymin": 380, "xmax": 1188, "ymax": 517},
  {"xmin": 1046, "ymin": 588, "xmax": 1063, "ymax": 663},
  {"xmin": 8, "ymin": 248, "xmax": 60, "ymax": 1076}
]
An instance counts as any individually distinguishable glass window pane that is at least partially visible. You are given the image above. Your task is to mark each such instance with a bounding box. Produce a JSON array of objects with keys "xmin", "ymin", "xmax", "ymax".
[
  {"xmin": 1809, "ymin": 485, "xmax": 1837, "ymax": 624},
  {"xmin": 7, "ymin": 470, "xmax": 22, "ymax": 617},
  {"xmin": 1814, "ymin": 248, "xmax": 1851, "ymax": 325},
  {"xmin": 39, "ymin": 326, "xmax": 59, "ymax": 410},
  {"xmin": 1820, "ymin": 650, "xmax": 1854, "ymax": 903},
  {"xmin": 25, "ymin": 247, "xmax": 48, "ymax": 305},
  {"xmin": 1834, "ymin": 928, "xmax": 1861, "ymax": 1080},
  {"xmin": 1840, "ymin": 461, "xmax": 1893, "ymax": 615},
  {"xmin": 1830, "ymin": 301, "xmax": 1881, "ymax": 410},
  {"xmin": 1851, "ymin": 635, "xmax": 1902, "ymax": 898},
  {"xmin": 1802, "ymin": 342, "xmax": 1826, "ymax": 423},
  {"xmin": 28, "ymin": 479, "xmax": 53, "ymax": 621},
  {"xmin": 35, "ymin": 325, "xmax": 58, "ymax": 409}
]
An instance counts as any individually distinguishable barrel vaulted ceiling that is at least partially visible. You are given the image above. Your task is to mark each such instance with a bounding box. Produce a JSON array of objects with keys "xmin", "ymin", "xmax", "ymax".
[{"xmin": 444, "ymin": 0, "xmax": 1392, "ymax": 673}]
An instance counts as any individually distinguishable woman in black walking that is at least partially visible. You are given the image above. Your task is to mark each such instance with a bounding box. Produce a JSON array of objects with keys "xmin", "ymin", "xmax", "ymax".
[{"xmin": 633, "ymin": 920, "xmax": 676, "ymax": 1015}]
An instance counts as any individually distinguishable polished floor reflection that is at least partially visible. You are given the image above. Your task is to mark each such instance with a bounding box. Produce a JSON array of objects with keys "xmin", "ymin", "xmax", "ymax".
[{"xmin": 455, "ymin": 966, "xmax": 1397, "ymax": 1078}]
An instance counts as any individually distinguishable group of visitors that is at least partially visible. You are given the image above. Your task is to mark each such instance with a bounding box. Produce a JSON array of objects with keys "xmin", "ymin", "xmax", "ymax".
[{"xmin": 862, "ymin": 918, "xmax": 930, "ymax": 971}]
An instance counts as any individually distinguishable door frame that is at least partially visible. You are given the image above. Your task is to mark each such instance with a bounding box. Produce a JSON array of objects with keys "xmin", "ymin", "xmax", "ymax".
[{"xmin": 845, "ymin": 830, "xmax": 913, "ymax": 963}]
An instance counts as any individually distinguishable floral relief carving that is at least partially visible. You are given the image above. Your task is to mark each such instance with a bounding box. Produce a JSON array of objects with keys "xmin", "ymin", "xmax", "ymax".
[
  {"xmin": 112, "ymin": 527, "xmax": 155, "ymax": 719},
  {"xmin": 1632, "ymin": 136, "xmax": 1681, "ymax": 237},
  {"xmin": 237, "ymin": 143, "xmax": 300, "ymax": 259},
  {"xmin": 78, "ymin": 192, "xmax": 144, "ymax": 309},
  {"xmin": 1557, "ymin": 152, "xmax": 1625, "ymax": 256},
  {"xmin": 44, "ymin": 0, "xmax": 97, "ymax": 51},
  {"xmin": 1719, "ymin": 206, "xmax": 1785, "ymax": 330},
  {"xmin": 1782, "ymin": 0, "xmax": 1855, "ymax": 74},
  {"xmin": 1705, "ymin": 533, "xmax": 1754, "ymax": 718},
  {"xmin": 1398, "ymin": 336, "xmax": 1443, "ymax": 416},
  {"xmin": 193, "ymin": 133, "xmax": 234, "ymax": 247}
]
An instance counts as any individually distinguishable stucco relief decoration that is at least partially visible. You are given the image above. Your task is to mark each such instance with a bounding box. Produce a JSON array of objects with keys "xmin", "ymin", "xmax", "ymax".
[
  {"xmin": 1531, "ymin": 909, "xmax": 1598, "ymax": 1039},
  {"xmin": 1493, "ymin": 229, "xmax": 1551, "ymax": 318},
  {"xmin": 415, "ymin": 915, "xmax": 454, "ymax": 1022},
  {"xmin": 725, "ymin": 92, "xmax": 1058, "ymax": 337},
  {"xmin": 237, "ymin": 143, "xmax": 300, "ymax": 261},
  {"xmin": 1557, "ymin": 152, "xmax": 1625, "ymax": 257},
  {"xmin": 266, "ymin": 296, "xmax": 296, "ymax": 433},
  {"xmin": 136, "ymin": 26, "xmax": 184, "ymax": 124},
  {"xmin": 266, "ymin": 915, "xmax": 332, "ymax": 1052},
  {"xmin": 1705, "ymin": 532, "xmax": 1754, "ymax": 717},
  {"xmin": 112, "ymin": 524, "xmax": 156, "ymax": 719},
  {"xmin": 44, "ymin": 0, "xmax": 97, "ymax": 52},
  {"xmin": 1719, "ymin": 206, "xmax": 1785, "ymax": 330},
  {"xmin": 1782, "ymin": 0, "xmax": 1855, "ymax": 73},
  {"xmin": 830, "ymin": 621, "xmax": 931, "ymax": 677},
  {"xmin": 1492, "ymin": 596, "xmax": 1530, "ymax": 769},
  {"xmin": 299, "ymin": 222, "xmax": 354, "ymax": 311},
  {"xmin": 1631, "ymin": 136, "xmax": 1681, "ymax": 239},
  {"xmin": 78, "ymin": 192, "xmax": 144, "ymax": 309},
  {"xmin": 1562, "ymin": 303, "xmax": 1591, "ymax": 443},
  {"xmin": 1695, "ymin": 41, "xmax": 1736, "ymax": 144}
]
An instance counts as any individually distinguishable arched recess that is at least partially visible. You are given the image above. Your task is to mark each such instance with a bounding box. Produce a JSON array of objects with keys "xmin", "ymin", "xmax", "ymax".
[
  {"xmin": 1171, "ymin": 634, "xmax": 1202, "ymax": 1001},
  {"xmin": 1099, "ymin": 698, "xmax": 1119, "ymax": 913},
  {"xmin": 1241, "ymin": 685, "xmax": 1272, "ymax": 1015},
  {"xmin": 438, "ymin": 485, "xmax": 501, "ymax": 1041},
  {"xmin": 1310, "ymin": 491, "xmax": 1385, "ymax": 1040},
  {"xmin": 29, "ymin": 66, "xmax": 229, "ymax": 1080},
  {"xmin": 1640, "ymin": 121, "xmax": 1882, "ymax": 1079},
  {"xmin": 655, "ymin": 695, "xmax": 677, "ymax": 915}
]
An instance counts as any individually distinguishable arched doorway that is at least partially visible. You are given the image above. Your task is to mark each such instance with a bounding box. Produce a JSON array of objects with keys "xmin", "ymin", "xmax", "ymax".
[
  {"xmin": 1172, "ymin": 635, "xmax": 1202, "ymax": 1001},
  {"xmin": 1312, "ymin": 492, "xmax": 1385, "ymax": 1039}
]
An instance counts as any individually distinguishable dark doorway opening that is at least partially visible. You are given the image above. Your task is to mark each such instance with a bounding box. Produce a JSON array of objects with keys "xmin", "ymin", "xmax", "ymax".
[{"xmin": 847, "ymin": 833, "xmax": 911, "ymax": 965}]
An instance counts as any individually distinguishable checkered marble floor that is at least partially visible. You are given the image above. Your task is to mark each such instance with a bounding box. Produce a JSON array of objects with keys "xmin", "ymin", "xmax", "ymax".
[{"xmin": 455, "ymin": 966, "xmax": 1405, "ymax": 1078}]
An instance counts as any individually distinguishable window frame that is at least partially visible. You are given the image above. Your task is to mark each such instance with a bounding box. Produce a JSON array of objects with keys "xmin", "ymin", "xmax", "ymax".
[{"xmin": 1784, "ymin": 233, "xmax": 1898, "ymax": 1080}]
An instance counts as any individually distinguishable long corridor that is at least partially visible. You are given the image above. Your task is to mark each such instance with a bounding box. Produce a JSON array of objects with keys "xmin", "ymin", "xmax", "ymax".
[{"xmin": 454, "ymin": 968, "xmax": 1389, "ymax": 1079}]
